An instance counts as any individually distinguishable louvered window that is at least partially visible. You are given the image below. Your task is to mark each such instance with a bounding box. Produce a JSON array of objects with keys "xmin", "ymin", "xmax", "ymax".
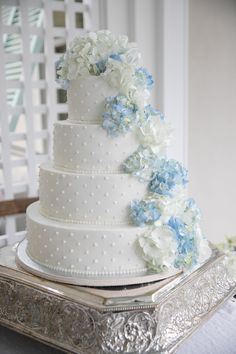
[{"xmin": 0, "ymin": 0, "xmax": 95, "ymax": 245}]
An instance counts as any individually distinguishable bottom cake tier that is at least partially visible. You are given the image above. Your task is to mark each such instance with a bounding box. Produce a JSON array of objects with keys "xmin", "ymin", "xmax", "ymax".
[{"xmin": 26, "ymin": 202, "xmax": 148, "ymax": 277}]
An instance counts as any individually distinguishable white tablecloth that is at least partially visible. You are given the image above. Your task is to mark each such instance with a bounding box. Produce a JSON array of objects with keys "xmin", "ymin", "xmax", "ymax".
[
  {"xmin": 177, "ymin": 299, "xmax": 236, "ymax": 354},
  {"xmin": 0, "ymin": 300, "xmax": 236, "ymax": 354}
]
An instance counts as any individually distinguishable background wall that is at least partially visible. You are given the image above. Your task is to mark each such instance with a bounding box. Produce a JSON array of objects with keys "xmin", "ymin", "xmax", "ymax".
[{"xmin": 188, "ymin": 0, "xmax": 236, "ymax": 242}]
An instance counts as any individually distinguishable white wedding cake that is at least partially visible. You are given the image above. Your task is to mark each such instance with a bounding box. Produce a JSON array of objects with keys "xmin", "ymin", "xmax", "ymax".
[{"xmin": 24, "ymin": 31, "xmax": 211, "ymax": 282}]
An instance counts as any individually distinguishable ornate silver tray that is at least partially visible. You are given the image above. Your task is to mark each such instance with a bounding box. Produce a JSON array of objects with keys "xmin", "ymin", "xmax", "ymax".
[
  {"xmin": 0, "ymin": 243, "xmax": 235, "ymax": 354},
  {"xmin": 16, "ymin": 239, "xmax": 181, "ymax": 286}
]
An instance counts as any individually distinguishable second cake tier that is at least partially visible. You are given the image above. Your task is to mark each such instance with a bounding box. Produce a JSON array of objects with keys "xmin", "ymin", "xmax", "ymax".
[
  {"xmin": 39, "ymin": 162, "xmax": 146, "ymax": 225},
  {"xmin": 53, "ymin": 120, "xmax": 139, "ymax": 173}
]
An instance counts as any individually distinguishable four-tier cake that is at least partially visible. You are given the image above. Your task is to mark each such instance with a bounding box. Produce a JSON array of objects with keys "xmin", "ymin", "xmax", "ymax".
[{"xmin": 19, "ymin": 30, "xmax": 211, "ymax": 284}]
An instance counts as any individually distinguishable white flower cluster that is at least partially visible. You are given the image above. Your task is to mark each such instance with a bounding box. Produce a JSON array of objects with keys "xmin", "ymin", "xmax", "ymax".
[
  {"xmin": 155, "ymin": 191, "xmax": 210, "ymax": 259},
  {"xmin": 139, "ymin": 226, "xmax": 177, "ymax": 271},
  {"xmin": 194, "ymin": 225, "xmax": 212, "ymax": 264},
  {"xmin": 149, "ymin": 187, "xmax": 188, "ymax": 224},
  {"xmin": 137, "ymin": 115, "xmax": 173, "ymax": 155},
  {"xmin": 59, "ymin": 31, "xmax": 127, "ymax": 77},
  {"xmin": 57, "ymin": 30, "xmax": 141, "ymax": 79},
  {"xmin": 56, "ymin": 30, "xmax": 156, "ymax": 109},
  {"xmin": 102, "ymin": 59, "xmax": 150, "ymax": 107}
]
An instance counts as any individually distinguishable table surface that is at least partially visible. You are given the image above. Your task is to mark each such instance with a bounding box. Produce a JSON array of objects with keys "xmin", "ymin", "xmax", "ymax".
[{"xmin": 1, "ymin": 300, "xmax": 236, "ymax": 354}]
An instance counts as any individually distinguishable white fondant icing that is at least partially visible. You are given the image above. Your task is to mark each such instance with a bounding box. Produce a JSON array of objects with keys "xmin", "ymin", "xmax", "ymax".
[
  {"xmin": 39, "ymin": 162, "xmax": 147, "ymax": 224},
  {"xmin": 67, "ymin": 76, "xmax": 117, "ymax": 123},
  {"xmin": 53, "ymin": 121, "xmax": 139, "ymax": 172},
  {"xmin": 26, "ymin": 202, "xmax": 147, "ymax": 276}
]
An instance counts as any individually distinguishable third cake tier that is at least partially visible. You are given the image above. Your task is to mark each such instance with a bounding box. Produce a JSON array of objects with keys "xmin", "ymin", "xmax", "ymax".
[{"xmin": 39, "ymin": 162, "xmax": 146, "ymax": 225}]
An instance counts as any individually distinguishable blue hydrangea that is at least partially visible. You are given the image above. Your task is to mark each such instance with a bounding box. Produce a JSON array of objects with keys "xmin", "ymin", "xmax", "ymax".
[
  {"xmin": 122, "ymin": 145, "xmax": 157, "ymax": 182},
  {"xmin": 135, "ymin": 67, "xmax": 154, "ymax": 90},
  {"xmin": 149, "ymin": 159, "xmax": 188, "ymax": 196},
  {"xmin": 93, "ymin": 59, "xmax": 107, "ymax": 75},
  {"xmin": 102, "ymin": 95, "xmax": 140, "ymax": 136},
  {"xmin": 55, "ymin": 58, "xmax": 70, "ymax": 90},
  {"xmin": 110, "ymin": 53, "xmax": 122, "ymax": 61},
  {"xmin": 130, "ymin": 200, "xmax": 161, "ymax": 226},
  {"xmin": 168, "ymin": 216, "xmax": 197, "ymax": 267}
]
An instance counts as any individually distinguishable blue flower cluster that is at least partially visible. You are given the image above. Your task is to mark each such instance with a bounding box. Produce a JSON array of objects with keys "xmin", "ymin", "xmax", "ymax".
[
  {"xmin": 102, "ymin": 93, "xmax": 163, "ymax": 136},
  {"xmin": 149, "ymin": 159, "xmax": 188, "ymax": 196},
  {"xmin": 135, "ymin": 67, "xmax": 154, "ymax": 90},
  {"xmin": 55, "ymin": 58, "xmax": 70, "ymax": 90},
  {"xmin": 168, "ymin": 217, "xmax": 197, "ymax": 267},
  {"xmin": 102, "ymin": 95, "xmax": 140, "ymax": 136},
  {"xmin": 122, "ymin": 145, "xmax": 157, "ymax": 181},
  {"xmin": 130, "ymin": 200, "xmax": 161, "ymax": 226}
]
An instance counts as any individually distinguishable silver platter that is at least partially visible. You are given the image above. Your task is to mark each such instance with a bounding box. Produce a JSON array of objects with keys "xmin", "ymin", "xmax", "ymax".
[
  {"xmin": 16, "ymin": 239, "xmax": 181, "ymax": 287},
  {"xmin": 1, "ymin": 243, "xmax": 235, "ymax": 354}
]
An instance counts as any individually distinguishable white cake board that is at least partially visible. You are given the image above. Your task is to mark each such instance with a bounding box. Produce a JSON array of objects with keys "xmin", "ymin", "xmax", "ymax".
[{"xmin": 16, "ymin": 239, "xmax": 181, "ymax": 287}]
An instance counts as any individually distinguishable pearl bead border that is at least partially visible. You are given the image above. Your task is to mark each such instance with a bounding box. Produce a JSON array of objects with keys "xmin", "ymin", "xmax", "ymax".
[
  {"xmin": 27, "ymin": 248, "xmax": 148, "ymax": 276},
  {"xmin": 53, "ymin": 163, "xmax": 124, "ymax": 175},
  {"xmin": 67, "ymin": 118, "xmax": 102, "ymax": 124},
  {"xmin": 40, "ymin": 208, "xmax": 131, "ymax": 226},
  {"xmin": 54, "ymin": 121, "xmax": 101, "ymax": 127}
]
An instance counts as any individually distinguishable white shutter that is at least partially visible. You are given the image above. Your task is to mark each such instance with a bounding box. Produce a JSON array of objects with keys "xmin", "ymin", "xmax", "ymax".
[{"xmin": 0, "ymin": 0, "xmax": 94, "ymax": 244}]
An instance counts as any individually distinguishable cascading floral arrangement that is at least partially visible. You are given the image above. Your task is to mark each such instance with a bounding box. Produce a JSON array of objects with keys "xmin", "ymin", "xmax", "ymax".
[{"xmin": 56, "ymin": 30, "xmax": 211, "ymax": 273}]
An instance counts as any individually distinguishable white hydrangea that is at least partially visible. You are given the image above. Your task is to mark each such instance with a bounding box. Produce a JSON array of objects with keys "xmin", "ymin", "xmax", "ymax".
[
  {"xmin": 57, "ymin": 30, "xmax": 141, "ymax": 81},
  {"xmin": 137, "ymin": 117, "xmax": 173, "ymax": 155},
  {"xmin": 102, "ymin": 57, "xmax": 150, "ymax": 108},
  {"xmin": 138, "ymin": 225, "xmax": 177, "ymax": 271},
  {"xmin": 120, "ymin": 47, "xmax": 141, "ymax": 67},
  {"xmin": 130, "ymin": 87, "xmax": 150, "ymax": 108},
  {"xmin": 69, "ymin": 30, "xmax": 129, "ymax": 64},
  {"xmin": 149, "ymin": 187, "xmax": 187, "ymax": 224},
  {"xmin": 57, "ymin": 30, "xmax": 152, "ymax": 110},
  {"xmin": 194, "ymin": 225, "xmax": 212, "ymax": 263},
  {"xmin": 181, "ymin": 202, "xmax": 200, "ymax": 226},
  {"xmin": 102, "ymin": 59, "xmax": 135, "ymax": 95}
]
